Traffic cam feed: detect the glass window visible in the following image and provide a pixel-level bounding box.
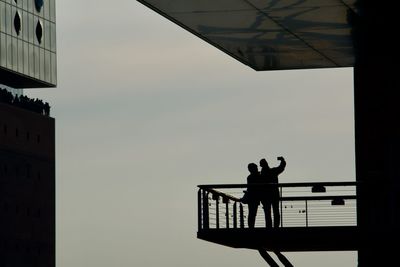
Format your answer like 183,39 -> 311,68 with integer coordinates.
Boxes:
50,22 -> 56,52
17,39 -> 23,73
44,50 -> 50,82
5,3 -> 11,34
51,51 -> 56,84
28,13 -> 33,43
29,43 -> 34,76
44,0 -> 49,20
39,47 -> 44,80
34,45 -> 39,78
10,5 -> 16,36
6,34 -> 11,67
27,0 -> 32,13
0,33 -> 6,67
22,10 -> 27,41
50,0 -> 55,22
12,36 -> 17,70
23,41 -> 28,74
0,1 -> 5,32
44,19 -> 49,49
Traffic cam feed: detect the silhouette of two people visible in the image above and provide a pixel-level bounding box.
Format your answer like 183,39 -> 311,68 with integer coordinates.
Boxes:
246,157 -> 286,228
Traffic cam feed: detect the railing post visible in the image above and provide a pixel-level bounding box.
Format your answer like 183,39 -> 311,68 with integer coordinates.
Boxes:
225,198 -> 229,228
198,189 -> 202,230
233,202 -> 237,229
202,190 -> 209,229
240,203 -> 244,228
280,185 -> 283,227
216,196 -> 220,229
305,199 -> 308,227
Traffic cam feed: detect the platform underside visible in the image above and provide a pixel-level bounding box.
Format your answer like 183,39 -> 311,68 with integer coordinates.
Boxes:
198,226 -> 359,251
137,0 -> 357,71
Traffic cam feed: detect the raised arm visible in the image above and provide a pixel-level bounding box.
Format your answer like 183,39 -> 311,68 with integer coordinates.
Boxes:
275,157 -> 286,175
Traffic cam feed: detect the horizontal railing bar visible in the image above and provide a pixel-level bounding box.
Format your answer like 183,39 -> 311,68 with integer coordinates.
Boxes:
198,181 -> 357,189
281,195 -> 356,201
206,191 -> 356,202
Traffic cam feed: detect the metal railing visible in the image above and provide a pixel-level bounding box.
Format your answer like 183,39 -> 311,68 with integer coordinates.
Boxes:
198,182 -> 357,230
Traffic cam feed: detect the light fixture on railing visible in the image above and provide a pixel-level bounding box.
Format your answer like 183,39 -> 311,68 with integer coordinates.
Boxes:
331,197 -> 345,206
312,185 -> 326,193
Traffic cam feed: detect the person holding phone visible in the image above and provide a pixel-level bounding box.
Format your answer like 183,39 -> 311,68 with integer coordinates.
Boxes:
259,157 -> 286,228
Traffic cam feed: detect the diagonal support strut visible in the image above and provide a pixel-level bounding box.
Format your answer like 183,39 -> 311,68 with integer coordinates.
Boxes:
258,249 -> 294,267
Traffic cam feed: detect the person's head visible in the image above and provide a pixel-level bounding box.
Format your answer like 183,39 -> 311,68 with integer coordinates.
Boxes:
247,163 -> 258,174
260,158 -> 269,168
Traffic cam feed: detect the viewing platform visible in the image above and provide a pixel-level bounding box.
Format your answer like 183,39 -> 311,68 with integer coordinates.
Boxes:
198,182 -> 359,252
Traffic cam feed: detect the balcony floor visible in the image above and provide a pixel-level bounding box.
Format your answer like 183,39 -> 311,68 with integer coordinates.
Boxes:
198,226 -> 359,251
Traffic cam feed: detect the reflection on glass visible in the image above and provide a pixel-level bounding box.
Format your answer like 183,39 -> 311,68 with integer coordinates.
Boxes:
23,41 -> 28,74
28,14 -> 33,43
34,45 -> 39,78
0,2 -> 5,33
12,37 -> 17,71
44,20 -> 49,49
29,44 -> 34,76
17,39 -> 23,73
5,3 -> 11,34
51,52 -> 56,84
22,11 -> 28,41
0,33 -> 6,67
44,50 -> 50,82
50,22 -> 56,52
39,47 -> 44,80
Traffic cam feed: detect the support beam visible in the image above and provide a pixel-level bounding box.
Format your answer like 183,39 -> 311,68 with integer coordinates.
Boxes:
258,249 -> 279,267
258,250 -> 294,267
274,251 -> 294,267
353,1 -> 400,266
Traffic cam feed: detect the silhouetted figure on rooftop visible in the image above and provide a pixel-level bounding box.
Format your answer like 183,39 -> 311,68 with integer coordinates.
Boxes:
0,87 -> 50,116
44,102 -> 50,116
260,157 -> 286,228
246,163 -> 262,228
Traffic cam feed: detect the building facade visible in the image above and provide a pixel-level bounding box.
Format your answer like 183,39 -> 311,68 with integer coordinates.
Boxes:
0,0 -> 56,266
0,102 -> 55,266
0,0 -> 56,88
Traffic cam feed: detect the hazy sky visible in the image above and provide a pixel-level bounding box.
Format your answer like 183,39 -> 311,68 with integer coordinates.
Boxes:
27,1 -> 356,266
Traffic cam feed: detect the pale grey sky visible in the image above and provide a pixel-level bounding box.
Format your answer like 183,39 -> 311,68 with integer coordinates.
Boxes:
28,1 -> 356,266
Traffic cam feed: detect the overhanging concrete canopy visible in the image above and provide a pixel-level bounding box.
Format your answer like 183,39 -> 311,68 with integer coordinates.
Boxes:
137,0 -> 358,71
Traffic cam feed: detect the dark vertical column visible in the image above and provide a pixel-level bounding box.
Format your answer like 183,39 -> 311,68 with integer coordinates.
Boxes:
0,104 -> 55,267
353,1 -> 400,265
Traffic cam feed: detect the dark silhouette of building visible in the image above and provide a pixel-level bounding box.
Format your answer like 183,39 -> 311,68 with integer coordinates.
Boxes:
137,0 -> 399,266
1,1 -> 57,266
0,102 -> 55,266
